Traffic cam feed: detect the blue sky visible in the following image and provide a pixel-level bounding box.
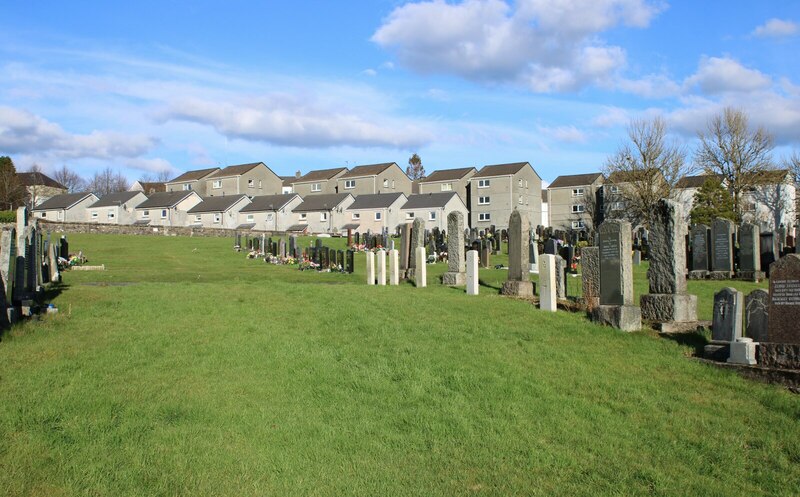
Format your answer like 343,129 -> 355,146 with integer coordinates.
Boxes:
1,0 -> 799,185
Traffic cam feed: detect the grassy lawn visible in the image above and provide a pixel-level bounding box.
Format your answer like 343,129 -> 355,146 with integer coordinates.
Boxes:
0,233 -> 796,496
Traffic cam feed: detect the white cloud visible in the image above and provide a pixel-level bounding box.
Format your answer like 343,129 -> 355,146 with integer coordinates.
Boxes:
752,18 -> 799,38
616,74 -> 681,98
683,56 -> 771,94
538,125 -> 588,143
361,68 -> 377,77
124,157 -> 177,175
372,0 -> 665,92
592,106 -> 630,127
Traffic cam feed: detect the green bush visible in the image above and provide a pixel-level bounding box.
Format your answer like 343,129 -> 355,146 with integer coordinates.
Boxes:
0,210 -> 16,223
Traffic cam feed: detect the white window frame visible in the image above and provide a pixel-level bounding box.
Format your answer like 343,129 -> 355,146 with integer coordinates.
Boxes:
391,180 -> 395,189
212,180 -> 222,189
311,183 -> 322,192
214,213 -> 221,223
405,212 -> 414,220
518,195 -> 523,205
161,209 -> 168,219
344,180 -> 355,189
91,211 -> 98,219
572,204 -> 585,213
142,210 -> 150,219
246,214 -> 254,222
572,188 -> 585,197
441,183 -> 453,192
518,179 -> 523,187
247,179 -> 254,188
383,179 -> 389,188
107,210 -> 115,220
195,214 -> 202,223
299,213 -> 307,221
478,212 -> 491,222
375,211 -> 382,221
429,211 -> 436,221
352,212 -> 361,220
609,185 -> 619,194
258,180 -> 262,189
572,220 -> 585,229
478,196 -> 490,205
612,202 -> 624,211
478,179 -> 490,188
182,184 -> 192,191
320,212 -> 328,222
266,213 -> 274,221
57,211 -> 64,221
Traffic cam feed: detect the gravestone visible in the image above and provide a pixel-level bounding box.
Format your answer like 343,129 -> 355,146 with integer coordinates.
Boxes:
366,251 -> 375,285
500,211 -> 533,297
544,238 -> 557,255
399,223 -> 412,278
728,337 -> 757,365
759,232 -> 777,278
0,229 -> 15,308
555,255 -> 566,299
347,228 -> 353,247
442,211 -> 466,286
640,199 -> 698,326
745,289 -> 769,342
767,254 -> 800,344
690,224 -> 711,276
406,218 -> 426,280
480,244 -> 491,269
415,247 -> 427,288
47,241 -> 59,283
377,249 -> 387,285
389,249 -> 400,285
539,254 -> 557,312
466,250 -> 479,295
16,206 -> 27,248
60,236 -> 69,259
711,288 -> 743,342
279,239 -> 286,258
592,220 -> 641,331
289,236 -> 297,258
737,223 -> 763,282
632,250 -> 641,266
581,246 -> 599,309
710,218 -> 734,278
529,231 -> 539,273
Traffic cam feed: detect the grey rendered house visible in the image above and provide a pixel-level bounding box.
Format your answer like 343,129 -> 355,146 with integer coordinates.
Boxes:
336,163 -> 412,196
344,192 -> 407,234
87,191 -> 148,225
187,194 -> 251,229
400,192 -> 469,231
417,167 -> 476,207
291,193 -> 355,234
32,192 -> 99,222
237,194 -> 303,232
291,167 -> 348,196
165,167 -> 220,196
205,162 -> 283,197
469,162 -> 543,229
547,172 -> 604,232
675,174 -> 724,225
134,191 -> 203,227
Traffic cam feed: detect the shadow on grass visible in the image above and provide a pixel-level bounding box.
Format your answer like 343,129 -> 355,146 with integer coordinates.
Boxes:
478,280 -> 501,291
660,331 -> 710,357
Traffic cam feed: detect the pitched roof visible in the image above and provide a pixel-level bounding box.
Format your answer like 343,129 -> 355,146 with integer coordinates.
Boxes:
401,192 -> 459,209
293,167 -> 348,183
744,169 -> 793,185
349,192 -> 406,209
548,172 -> 604,189
675,174 -> 724,189
168,167 -> 220,183
17,172 -> 66,190
293,193 -> 351,212
239,194 -> 299,212
340,163 -> 396,178
281,176 -> 295,187
136,191 -> 197,209
473,162 -> 529,178
208,162 -> 265,179
134,181 -> 166,193
88,191 -> 144,208
419,167 -> 477,183
607,168 -> 663,184
32,192 -> 95,211
188,194 -> 249,213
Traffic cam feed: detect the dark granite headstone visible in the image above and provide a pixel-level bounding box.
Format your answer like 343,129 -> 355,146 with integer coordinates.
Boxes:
599,220 -> 632,306
346,250 -> 355,273
711,218 -> 733,272
745,289 -> 769,342
767,254 -> 800,344
691,224 -> 710,271
544,238 -> 557,255
711,287 -> 743,342
581,246 -> 599,307
738,223 -> 760,271
760,232 -> 777,277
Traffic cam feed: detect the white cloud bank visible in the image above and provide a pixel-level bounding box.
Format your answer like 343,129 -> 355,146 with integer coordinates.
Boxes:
752,18 -> 798,38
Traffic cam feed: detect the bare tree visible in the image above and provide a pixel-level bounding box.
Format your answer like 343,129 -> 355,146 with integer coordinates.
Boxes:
604,116 -> 688,228
139,170 -> 172,183
88,167 -> 129,196
785,151 -> 800,226
745,170 -> 793,231
571,188 -> 603,241
694,107 -> 774,222
53,165 -> 88,193
0,156 -> 27,210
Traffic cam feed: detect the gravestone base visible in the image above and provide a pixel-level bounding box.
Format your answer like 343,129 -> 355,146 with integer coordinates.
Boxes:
640,293 -> 697,322
757,343 -> 800,370
704,342 -> 731,361
442,272 -> 466,286
583,296 -> 599,310
500,280 -> 534,298
592,305 -> 641,332
688,270 -> 708,280
707,270 -> 732,280
728,338 -> 757,365
736,270 -> 765,283
656,320 -> 711,333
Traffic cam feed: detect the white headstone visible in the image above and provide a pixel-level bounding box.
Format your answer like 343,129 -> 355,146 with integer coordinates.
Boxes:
466,250 -> 479,295
728,337 -> 757,365
366,251 -> 375,285
415,246 -> 427,288
389,249 -> 399,285
377,249 -> 386,286
540,254 -> 557,312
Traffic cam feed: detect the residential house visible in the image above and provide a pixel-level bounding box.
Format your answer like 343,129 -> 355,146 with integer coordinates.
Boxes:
418,167 -> 476,208
291,167 -> 348,196
237,194 -> 303,232
165,167 -> 220,196
187,194 -> 251,229
18,171 -> 67,207
134,191 -> 203,227
32,192 -> 99,222
344,192 -> 407,234
547,172 -> 604,233
675,174 -> 725,224
741,169 -> 797,233
336,163 -> 412,196
290,193 -> 354,234
87,191 -> 147,225
205,162 -> 282,197
129,181 -> 166,194
280,176 -> 296,194
469,162 -> 543,229
400,192 -> 469,232
603,169 -> 668,228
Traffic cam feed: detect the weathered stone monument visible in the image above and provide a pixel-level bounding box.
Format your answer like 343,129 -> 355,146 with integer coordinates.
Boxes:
640,199 -> 698,329
555,255 -> 566,299
466,250 -> 479,295
399,223 -> 411,278
539,254 -> 557,312
529,230 -> 539,273
389,249 -> 399,285
591,220 -> 641,331
442,212 -> 466,286
377,249 -> 386,286
767,254 -> 800,344
415,247 -> 427,288
581,246 -> 599,309
760,232 -> 777,277
366,251 -> 375,285
16,206 -> 27,248
710,218 -> 734,279
500,211 -> 533,297
745,289 -> 769,342
405,218 -> 425,280
704,287 -> 743,360
689,224 -> 710,279
737,223 -> 763,282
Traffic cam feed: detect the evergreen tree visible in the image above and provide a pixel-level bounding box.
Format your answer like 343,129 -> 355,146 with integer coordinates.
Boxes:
406,153 -> 425,180
0,156 -> 26,210
690,178 -> 736,226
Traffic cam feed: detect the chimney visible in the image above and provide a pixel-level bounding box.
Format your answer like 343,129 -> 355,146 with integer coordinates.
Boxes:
295,170 -> 301,178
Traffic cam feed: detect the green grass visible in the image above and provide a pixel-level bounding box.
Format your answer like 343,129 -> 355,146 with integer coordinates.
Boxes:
0,233 -> 796,497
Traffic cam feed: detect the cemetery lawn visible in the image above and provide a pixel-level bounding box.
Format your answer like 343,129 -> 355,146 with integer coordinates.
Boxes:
0,234 -> 797,497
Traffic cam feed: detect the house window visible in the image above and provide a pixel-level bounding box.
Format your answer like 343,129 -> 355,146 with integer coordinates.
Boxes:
479,196 -> 490,205
57,211 -> 64,221
352,212 -> 361,220
383,179 -> 389,188
266,213 -> 274,221
312,183 -> 321,192
518,195 -> 523,205
478,179 -> 490,188
300,213 -> 307,221
525,180 -> 529,188
572,205 -> 585,213
406,212 -> 414,220
41,212 -> 46,218
572,188 -> 585,197
518,179 -> 523,187
161,209 -> 168,219
246,214 -> 254,222
182,184 -> 192,191
609,186 -> 619,194
258,180 -> 262,189
214,213 -> 221,223
744,202 -> 757,212
195,215 -> 202,223
321,212 -> 328,221
143,210 -> 150,218
375,212 -> 382,221
248,179 -> 254,188
107,211 -> 115,219
345,180 -> 355,189
572,220 -> 585,229
478,212 -> 490,221
429,211 -> 436,221
391,180 -> 395,189
612,202 -> 624,211
91,211 -> 98,219
441,183 -> 453,192
212,180 -> 222,189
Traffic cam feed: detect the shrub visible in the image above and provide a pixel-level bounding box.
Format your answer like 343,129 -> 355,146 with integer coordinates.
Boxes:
0,210 -> 16,223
